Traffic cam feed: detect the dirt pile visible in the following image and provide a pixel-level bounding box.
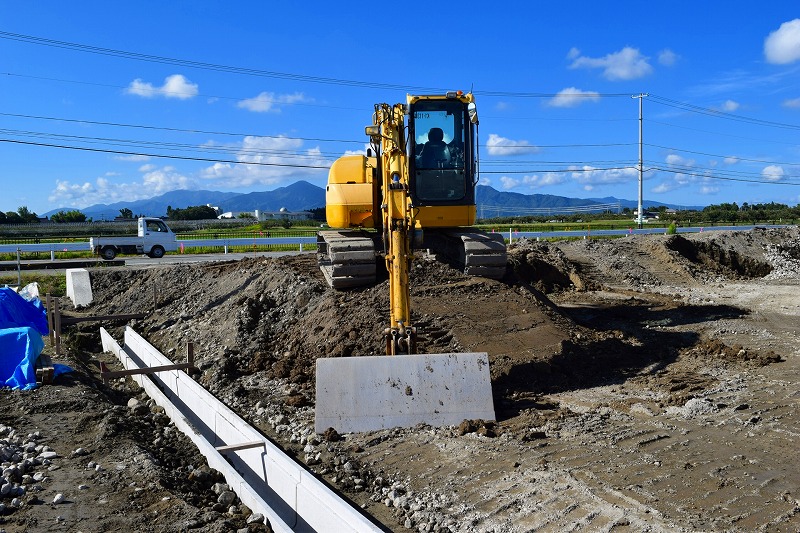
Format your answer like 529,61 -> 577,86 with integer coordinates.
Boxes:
2,226 -> 799,532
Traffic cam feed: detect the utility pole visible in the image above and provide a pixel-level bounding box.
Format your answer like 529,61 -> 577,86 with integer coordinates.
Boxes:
632,93 -> 648,229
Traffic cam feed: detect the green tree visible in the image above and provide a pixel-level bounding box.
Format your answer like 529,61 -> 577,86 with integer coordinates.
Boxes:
51,210 -> 87,223
168,205 -> 219,220
119,208 -> 134,219
16,206 -> 39,223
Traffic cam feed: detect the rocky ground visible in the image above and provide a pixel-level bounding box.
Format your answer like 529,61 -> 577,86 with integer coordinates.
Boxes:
1,227 -> 799,532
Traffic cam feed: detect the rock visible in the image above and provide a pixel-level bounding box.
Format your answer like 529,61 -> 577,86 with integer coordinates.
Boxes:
211,482 -> 229,495
53,493 -> 65,504
217,490 -> 237,506
246,512 -> 264,524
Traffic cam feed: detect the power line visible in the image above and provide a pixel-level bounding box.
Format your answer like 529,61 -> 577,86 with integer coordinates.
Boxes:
649,94 -> 800,131
1,32 -> 635,99
0,138 -> 333,169
2,72 -> 364,112
648,119 -> 800,147
646,143 -> 800,167
0,31 -> 443,93
0,111 -> 364,144
650,161 -> 800,181
648,166 -> 800,185
481,166 -> 636,174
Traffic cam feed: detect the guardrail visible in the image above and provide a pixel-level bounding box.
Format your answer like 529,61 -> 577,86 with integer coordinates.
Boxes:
0,236 -> 317,255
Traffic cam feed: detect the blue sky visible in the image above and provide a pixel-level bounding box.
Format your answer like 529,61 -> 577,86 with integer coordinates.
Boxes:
2,2 -> 800,215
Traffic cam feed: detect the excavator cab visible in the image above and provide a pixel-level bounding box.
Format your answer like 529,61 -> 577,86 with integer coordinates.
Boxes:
409,93 -> 477,208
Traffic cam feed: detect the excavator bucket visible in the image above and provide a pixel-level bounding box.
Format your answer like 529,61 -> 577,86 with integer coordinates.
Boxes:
315,352 -> 495,434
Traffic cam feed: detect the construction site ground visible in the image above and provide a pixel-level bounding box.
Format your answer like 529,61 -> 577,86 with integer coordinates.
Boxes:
2,227 -> 799,532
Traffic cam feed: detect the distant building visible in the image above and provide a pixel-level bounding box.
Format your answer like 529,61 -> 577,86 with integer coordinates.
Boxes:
634,209 -> 658,219
217,207 -> 312,221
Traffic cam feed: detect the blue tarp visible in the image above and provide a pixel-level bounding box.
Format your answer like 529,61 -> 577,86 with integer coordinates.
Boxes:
1,327 -> 44,390
0,287 -> 48,336
1,287 -> 72,390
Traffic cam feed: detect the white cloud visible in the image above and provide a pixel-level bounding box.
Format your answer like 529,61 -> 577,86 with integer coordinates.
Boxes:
658,49 -> 679,66
500,176 -> 520,189
48,166 -> 194,208
237,92 -> 306,113
783,97 -> 800,108
485,133 -> 538,156
343,144 -> 371,157
498,173 -> 566,191
200,135 -> 329,187
762,165 -> 785,181
125,74 -> 199,99
699,185 -> 719,195
566,47 -> 581,60
665,153 -> 695,168
656,154 -> 700,193
652,182 -> 675,194
764,19 -> 800,64
570,165 -> 638,189
569,46 -> 653,80
721,99 -> 740,112
114,154 -> 151,162
724,156 -> 740,165
652,171 -> 693,194
546,87 -> 601,108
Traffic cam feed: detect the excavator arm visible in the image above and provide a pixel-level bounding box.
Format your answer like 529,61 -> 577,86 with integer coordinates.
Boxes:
369,102 -> 417,355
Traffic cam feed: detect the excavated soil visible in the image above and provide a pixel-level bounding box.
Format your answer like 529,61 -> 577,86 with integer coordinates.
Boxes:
2,226 -> 800,532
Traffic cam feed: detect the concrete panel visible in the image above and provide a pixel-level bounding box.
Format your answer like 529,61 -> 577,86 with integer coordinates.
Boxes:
65,268 -> 92,307
315,352 -> 496,434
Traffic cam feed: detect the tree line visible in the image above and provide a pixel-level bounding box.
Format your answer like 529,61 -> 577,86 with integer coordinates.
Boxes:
10,202 -> 797,227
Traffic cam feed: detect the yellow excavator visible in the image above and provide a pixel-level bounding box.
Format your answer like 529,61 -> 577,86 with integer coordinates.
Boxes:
314,91 -> 499,434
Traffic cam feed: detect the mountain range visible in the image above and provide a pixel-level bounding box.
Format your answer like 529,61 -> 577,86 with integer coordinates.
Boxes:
44,180 -> 703,220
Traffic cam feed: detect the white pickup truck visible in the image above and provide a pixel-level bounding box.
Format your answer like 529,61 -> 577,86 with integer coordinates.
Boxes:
90,217 -> 178,260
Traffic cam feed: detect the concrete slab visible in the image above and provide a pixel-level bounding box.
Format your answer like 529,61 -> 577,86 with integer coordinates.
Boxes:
65,268 -> 93,308
315,352 -> 496,434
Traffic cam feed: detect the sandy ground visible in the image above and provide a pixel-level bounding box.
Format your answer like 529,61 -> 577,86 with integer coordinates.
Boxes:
1,227 -> 799,532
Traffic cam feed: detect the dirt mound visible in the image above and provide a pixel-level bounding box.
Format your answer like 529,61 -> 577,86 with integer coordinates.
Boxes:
6,225 -> 798,532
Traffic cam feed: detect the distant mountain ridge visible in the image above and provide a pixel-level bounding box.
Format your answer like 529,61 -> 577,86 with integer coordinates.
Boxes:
44,181 -> 326,220
43,181 -> 704,220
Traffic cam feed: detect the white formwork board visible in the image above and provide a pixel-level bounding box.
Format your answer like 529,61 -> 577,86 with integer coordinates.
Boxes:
101,327 -> 381,533
315,352 -> 496,434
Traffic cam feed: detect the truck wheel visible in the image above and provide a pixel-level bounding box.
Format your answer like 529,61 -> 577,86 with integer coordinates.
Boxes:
149,246 -> 165,259
101,246 -> 117,260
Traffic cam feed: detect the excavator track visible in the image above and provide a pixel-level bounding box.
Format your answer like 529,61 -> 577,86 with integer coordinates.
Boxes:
316,231 -> 377,289
424,230 -> 508,280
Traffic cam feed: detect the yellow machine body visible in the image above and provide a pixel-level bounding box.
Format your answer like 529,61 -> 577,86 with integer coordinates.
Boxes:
314,91 -> 499,433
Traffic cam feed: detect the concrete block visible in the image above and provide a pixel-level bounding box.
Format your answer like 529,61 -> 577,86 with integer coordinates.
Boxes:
315,352 -> 496,434
65,269 -> 92,307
